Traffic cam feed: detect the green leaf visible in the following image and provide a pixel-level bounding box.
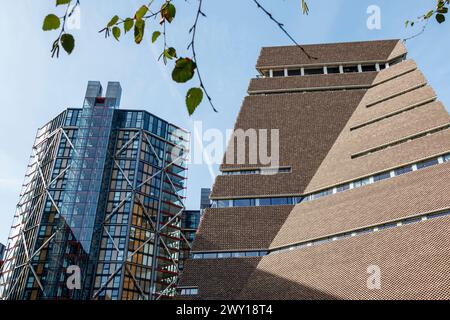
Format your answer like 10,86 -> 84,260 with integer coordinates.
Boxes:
112,26 -> 121,41
301,0 -> 309,15
123,18 -> 134,33
42,14 -> 61,31
107,15 -> 119,28
164,47 -> 177,59
134,19 -> 145,44
436,13 -> 446,23
425,10 -> 434,19
135,5 -> 148,20
172,58 -> 197,83
161,3 -> 176,23
60,33 -> 75,54
152,31 -> 161,43
186,88 -> 203,115
56,0 -> 71,5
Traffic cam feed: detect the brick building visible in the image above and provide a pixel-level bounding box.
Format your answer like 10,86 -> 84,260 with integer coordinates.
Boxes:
178,40 -> 450,300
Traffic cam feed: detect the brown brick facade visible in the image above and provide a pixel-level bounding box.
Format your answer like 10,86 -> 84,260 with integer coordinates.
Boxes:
179,40 -> 450,300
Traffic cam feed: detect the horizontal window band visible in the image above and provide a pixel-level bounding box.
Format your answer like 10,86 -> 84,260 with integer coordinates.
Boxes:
256,54 -> 406,71
250,63 -> 412,95
211,153 -> 450,208
350,96 -> 437,131
366,83 -> 427,108
248,85 -> 371,95
221,167 -> 292,176
351,124 -> 450,159
270,208 -> 450,255
191,208 -> 450,260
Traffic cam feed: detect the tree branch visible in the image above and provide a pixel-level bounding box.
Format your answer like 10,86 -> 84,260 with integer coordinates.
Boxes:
188,0 -> 218,112
251,0 -> 316,60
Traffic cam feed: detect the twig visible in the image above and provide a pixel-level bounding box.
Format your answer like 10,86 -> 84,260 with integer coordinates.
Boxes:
188,0 -> 218,112
52,0 -> 80,58
403,21 -> 429,42
251,0 -> 316,60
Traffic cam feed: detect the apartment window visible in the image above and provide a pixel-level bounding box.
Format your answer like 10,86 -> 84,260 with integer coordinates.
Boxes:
327,66 -> 340,74
395,165 -> 413,176
417,158 -> 439,169
362,65 -> 377,72
180,288 -> 199,296
374,172 -> 391,182
444,154 -> 450,162
379,63 -> 386,70
304,68 -> 324,75
272,70 -> 284,77
287,69 -> 301,76
343,66 -> 359,73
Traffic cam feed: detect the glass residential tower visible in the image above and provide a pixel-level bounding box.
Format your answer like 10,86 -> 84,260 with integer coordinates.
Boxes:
0,81 -> 190,300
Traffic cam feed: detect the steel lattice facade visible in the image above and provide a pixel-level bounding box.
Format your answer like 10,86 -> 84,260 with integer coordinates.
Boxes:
0,81 -> 190,300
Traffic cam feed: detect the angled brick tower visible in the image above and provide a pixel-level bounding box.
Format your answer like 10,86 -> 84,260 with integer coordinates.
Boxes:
178,40 -> 450,300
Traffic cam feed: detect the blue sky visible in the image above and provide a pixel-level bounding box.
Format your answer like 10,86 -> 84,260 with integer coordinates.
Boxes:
0,0 -> 449,244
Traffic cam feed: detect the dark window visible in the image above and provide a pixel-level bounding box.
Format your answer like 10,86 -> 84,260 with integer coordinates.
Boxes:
354,178 -> 370,188
327,67 -> 340,74
259,198 -> 272,206
337,184 -> 350,192
272,70 -> 284,77
287,69 -> 301,76
233,199 -> 253,207
217,252 -> 232,258
379,63 -> 386,70
293,197 -> 304,204
417,159 -> 439,169
304,68 -> 324,75
403,217 -> 421,225
278,167 -> 292,173
394,165 -> 413,176
313,189 -> 332,199
362,65 -> 377,72
271,197 -> 290,205
203,253 -> 217,259
389,57 -> 403,66
217,200 -> 230,208
343,66 -> 359,73
444,154 -> 450,163
245,252 -> 259,257
374,172 -> 391,182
